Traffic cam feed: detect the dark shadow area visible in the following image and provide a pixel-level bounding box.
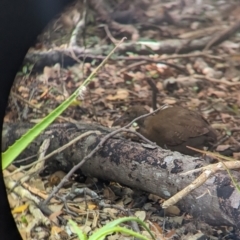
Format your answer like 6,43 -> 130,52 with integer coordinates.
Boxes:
0,0 -> 74,238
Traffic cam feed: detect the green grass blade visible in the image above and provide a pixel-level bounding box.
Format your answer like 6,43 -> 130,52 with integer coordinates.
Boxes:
68,219 -> 87,240
89,226 -> 150,240
2,88 -> 80,169
90,217 -> 155,240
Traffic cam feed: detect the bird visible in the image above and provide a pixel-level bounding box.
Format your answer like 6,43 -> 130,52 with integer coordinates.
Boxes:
112,105 -> 217,156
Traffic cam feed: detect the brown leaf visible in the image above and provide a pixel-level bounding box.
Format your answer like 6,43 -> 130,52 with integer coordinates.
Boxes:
216,145 -> 231,152
106,89 -> 129,101
163,98 -> 176,105
233,152 -> 240,160
208,88 -> 226,98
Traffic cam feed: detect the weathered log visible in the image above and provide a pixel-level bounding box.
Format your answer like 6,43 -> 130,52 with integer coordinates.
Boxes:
25,37 -> 212,71
2,122 -> 240,227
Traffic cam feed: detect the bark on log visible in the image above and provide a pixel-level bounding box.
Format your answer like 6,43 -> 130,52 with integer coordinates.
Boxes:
2,122 -> 240,227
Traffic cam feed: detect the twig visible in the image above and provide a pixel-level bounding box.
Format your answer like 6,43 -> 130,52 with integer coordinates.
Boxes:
69,2 -> 87,47
212,134 -> 230,148
117,60 -> 147,74
204,19 -> 240,51
99,202 -> 127,213
146,78 -> 159,110
162,169 -> 213,208
116,56 -> 188,75
181,158 -> 240,176
159,52 -> 224,61
101,24 -> 119,44
194,74 -> 240,86
163,146 -> 240,208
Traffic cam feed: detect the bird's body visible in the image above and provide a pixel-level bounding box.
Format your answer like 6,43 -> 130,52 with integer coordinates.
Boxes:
113,106 -> 217,156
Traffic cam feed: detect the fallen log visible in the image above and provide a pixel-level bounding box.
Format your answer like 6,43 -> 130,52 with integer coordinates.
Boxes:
2,122 -> 240,227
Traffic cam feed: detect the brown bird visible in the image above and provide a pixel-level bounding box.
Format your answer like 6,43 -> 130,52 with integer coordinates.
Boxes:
112,106 -> 217,156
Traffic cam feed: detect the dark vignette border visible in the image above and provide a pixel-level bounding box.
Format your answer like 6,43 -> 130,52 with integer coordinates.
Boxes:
0,0 -> 73,238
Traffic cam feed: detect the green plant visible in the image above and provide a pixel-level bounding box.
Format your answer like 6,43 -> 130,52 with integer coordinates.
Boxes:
69,217 -> 155,240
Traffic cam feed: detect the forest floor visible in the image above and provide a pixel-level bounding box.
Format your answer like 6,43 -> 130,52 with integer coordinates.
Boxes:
5,0 -> 240,239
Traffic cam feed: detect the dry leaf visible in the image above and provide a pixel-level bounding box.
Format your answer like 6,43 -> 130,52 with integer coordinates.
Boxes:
216,145 -> 231,152
165,205 -> 180,216
148,193 -> 162,202
106,89 -> 129,101
8,194 -> 18,209
18,86 -> 29,94
12,204 -> 29,214
88,202 -> 97,210
19,229 -> 28,240
49,210 -> 63,222
49,204 -> 64,214
163,98 -> 176,105
233,152 -> 240,160
208,88 -> 226,98
95,87 -> 105,95
51,226 -> 63,235
150,221 -> 163,234
135,210 -> 146,221
165,229 -> 177,239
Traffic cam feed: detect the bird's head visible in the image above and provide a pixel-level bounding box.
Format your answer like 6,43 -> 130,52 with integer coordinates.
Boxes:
112,106 -> 148,127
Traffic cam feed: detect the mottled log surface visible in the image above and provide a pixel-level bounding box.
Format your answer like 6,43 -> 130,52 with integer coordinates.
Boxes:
2,122 -> 240,227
